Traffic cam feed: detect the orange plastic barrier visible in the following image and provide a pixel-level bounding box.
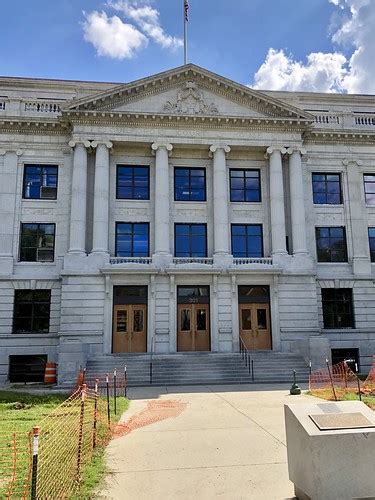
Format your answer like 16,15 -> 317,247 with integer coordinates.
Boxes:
43,362 -> 57,384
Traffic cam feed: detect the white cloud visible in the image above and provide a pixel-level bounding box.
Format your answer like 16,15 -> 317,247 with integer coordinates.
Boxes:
83,10 -> 148,59
253,49 -> 347,93
109,1 -> 183,49
252,0 -> 375,94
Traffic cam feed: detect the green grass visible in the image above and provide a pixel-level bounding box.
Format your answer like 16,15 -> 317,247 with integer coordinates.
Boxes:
308,388 -> 375,409
0,390 -> 129,499
0,390 -> 68,433
77,396 -> 129,499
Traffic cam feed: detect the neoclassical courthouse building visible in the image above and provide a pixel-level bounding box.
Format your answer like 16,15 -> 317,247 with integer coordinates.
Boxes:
1,64 -> 375,384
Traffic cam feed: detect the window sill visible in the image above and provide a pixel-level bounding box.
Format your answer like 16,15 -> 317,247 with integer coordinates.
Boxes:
3,333 -> 58,338
322,328 -> 358,333
313,204 -> 344,208
22,199 -> 58,204
174,201 -> 207,205
17,261 -> 56,265
115,199 -> 150,203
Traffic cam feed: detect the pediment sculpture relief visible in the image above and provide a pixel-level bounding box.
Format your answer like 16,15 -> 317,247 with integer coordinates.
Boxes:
163,81 -> 219,115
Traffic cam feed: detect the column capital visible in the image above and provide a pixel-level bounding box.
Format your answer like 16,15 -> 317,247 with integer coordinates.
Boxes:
151,142 -> 173,155
209,144 -> 231,156
68,139 -> 92,149
0,148 -> 23,156
266,146 -> 287,157
91,140 -> 113,150
286,146 -> 307,156
342,158 -> 363,167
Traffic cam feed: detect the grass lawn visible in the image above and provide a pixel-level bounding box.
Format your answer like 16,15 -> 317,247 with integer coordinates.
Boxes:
0,389 -> 129,499
309,388 -> 375,410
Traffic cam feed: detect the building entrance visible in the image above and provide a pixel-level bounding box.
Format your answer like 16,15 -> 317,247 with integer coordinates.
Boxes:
177,286 -> 210,351
239,286 -> 271,350
112,286 -> 147,353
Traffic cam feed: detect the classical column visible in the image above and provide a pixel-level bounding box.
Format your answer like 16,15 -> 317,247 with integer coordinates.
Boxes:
287,147 -> 308,255
68,140 -> 90,254
267,146 -> 287,255
344,159 -> 371,275
0,148 -> 22,274
151,142 -> 173,256
91,141 -> 113,254
210,144 -> 231,256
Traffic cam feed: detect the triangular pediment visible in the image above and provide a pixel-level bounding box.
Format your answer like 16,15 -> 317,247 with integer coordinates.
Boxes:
62,64 -> 312,122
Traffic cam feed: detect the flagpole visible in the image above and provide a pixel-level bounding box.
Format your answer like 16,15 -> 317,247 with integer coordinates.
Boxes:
184,0 -> 188,64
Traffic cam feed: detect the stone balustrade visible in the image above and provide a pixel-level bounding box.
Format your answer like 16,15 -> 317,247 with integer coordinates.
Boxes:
232,257 -> 273,266
173,257 -> 214,265
109,257 -> 152,265
24,101 -> 62,113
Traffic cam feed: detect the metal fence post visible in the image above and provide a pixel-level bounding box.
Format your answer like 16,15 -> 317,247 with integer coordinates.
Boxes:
93,378 -> 99,449
124,365 -> 127,398
113,369 -> 117,415
76,384 -> 86,483
106,373 -> 111,428
31,426 -> 40,500
326,358 -> 337,401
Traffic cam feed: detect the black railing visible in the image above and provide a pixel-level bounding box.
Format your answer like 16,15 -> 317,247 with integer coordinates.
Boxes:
239,336 -> 254,381
150,336 -> 155,385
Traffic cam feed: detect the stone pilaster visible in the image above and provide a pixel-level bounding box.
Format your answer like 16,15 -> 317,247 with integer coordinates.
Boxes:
152,142 -> 173,268
0,148 -> 23,275
210,144 -> 232,266
91,141 -> 113,254
67,140 -> 90,254
287,147 -> 308,255
344,158 -> 371,275
267,146 -> 287,256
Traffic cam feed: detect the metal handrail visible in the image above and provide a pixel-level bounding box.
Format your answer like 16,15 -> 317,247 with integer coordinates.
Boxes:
239,335 -> 254,381
150,336 -> 155,385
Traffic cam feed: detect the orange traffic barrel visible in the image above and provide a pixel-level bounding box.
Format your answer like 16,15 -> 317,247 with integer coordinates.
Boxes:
44,362 -> 57,384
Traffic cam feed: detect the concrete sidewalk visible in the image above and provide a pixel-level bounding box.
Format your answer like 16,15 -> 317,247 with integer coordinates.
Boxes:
98,384 -> 318,500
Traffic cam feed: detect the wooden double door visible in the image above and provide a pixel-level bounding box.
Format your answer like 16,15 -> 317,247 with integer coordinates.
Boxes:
239,303 -> 271,350
177,303 -> 210,351
112,304 -> 147,353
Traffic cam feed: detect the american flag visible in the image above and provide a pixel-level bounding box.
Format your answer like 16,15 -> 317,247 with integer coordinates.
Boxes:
184,0 -> 189,22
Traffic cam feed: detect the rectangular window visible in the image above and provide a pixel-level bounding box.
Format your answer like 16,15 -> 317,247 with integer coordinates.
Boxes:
175,224 -> 207,257
231,224 -> 263,258
116,165 -> 150,200
369,227 -> 375,262
13,290 -> 51,334
19,223 -> 55,262
229,169 -> 261,202
364,174 -> 375,205
312,173 -> 342,204
315,226 -> 347,262
174,167 -> 206,201
321,288 -> 354,329
115,223 -> 149,257
23,164 -> 58,199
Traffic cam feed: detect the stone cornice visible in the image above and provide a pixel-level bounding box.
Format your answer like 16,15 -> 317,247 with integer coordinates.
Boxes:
0,117 -> 69,136
304,130 -> 375,145
61,110 -> 310,133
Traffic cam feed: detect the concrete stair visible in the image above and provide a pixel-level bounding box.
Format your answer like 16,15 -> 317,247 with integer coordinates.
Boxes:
86,352 -> 309,386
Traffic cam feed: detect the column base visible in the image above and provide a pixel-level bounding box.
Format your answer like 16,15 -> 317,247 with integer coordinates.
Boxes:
0,255 -> 14,275
152,253 -> 173,270
64,252 -> 108,272
213,253 -> 233,268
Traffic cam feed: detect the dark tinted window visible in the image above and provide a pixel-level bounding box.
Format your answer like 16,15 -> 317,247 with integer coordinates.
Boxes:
230,169 -> 261,202
117,166 -> 149,200
23,165 -> 58,199
20,223 -> 55,262
322,289 -> 354,329
316,227 -> 347,262
13,290 -> 51,333
364,174 -> 375,205
115,223 -> 149,257
369,227 -> 375,262
175,167 -> 206,201
312,173 -> 342,204
175,224 -> 207,257
231,224 -> 263,258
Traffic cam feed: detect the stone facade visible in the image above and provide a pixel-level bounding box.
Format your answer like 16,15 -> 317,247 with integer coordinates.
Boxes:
0,64 -> 374,384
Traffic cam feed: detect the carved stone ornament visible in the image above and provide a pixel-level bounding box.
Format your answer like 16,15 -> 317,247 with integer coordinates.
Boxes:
163,81 -> 219,115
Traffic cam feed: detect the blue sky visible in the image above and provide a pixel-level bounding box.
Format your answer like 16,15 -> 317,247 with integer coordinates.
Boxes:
0,1 -> 374,93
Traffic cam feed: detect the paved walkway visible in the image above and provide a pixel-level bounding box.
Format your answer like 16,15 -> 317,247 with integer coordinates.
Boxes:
99,384 -> 318,500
